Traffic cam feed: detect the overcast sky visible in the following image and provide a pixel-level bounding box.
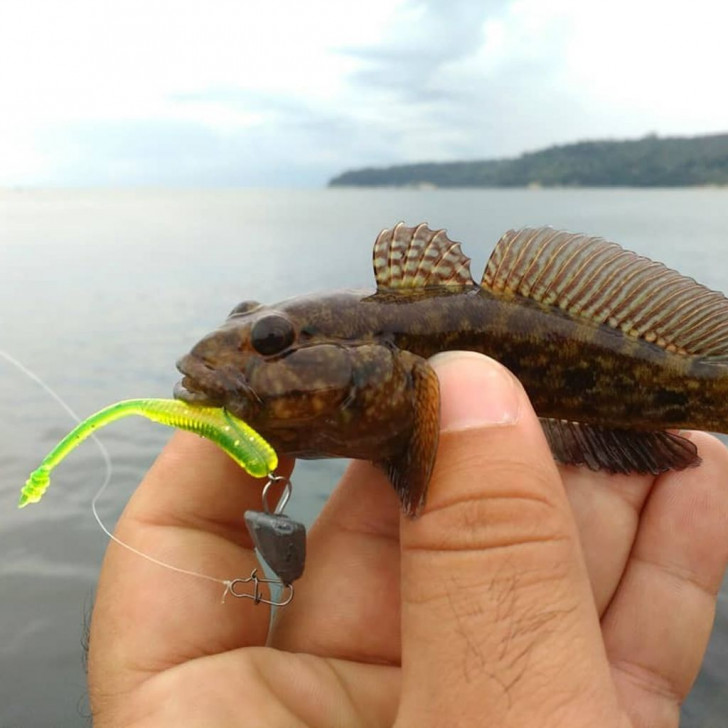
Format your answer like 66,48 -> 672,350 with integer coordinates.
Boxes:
2,0 -> 728,187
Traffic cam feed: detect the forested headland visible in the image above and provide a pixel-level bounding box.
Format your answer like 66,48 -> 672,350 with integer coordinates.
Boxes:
329,133 -> 728,188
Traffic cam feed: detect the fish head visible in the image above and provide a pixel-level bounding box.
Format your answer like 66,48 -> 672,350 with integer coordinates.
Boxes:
175,292 -> 442,515
174,299 -> 359,431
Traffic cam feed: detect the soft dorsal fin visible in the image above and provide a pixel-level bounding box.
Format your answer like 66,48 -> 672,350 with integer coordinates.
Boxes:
482,227 -> 728,357
373,222 -> 474,291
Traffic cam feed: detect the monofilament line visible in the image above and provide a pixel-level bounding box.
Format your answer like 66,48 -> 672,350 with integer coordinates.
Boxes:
1,350 -> 236,599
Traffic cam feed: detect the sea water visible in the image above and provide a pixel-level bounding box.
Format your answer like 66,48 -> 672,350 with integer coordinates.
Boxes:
1,187 -> 727,726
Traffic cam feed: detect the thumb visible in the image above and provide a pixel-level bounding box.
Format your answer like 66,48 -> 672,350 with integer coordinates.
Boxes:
397,352 -> 621,727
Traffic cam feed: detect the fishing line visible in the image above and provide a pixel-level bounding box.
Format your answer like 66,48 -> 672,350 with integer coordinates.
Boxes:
0,349 -> 262,601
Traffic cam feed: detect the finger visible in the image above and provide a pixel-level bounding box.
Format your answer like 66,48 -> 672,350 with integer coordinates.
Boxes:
89,432 -> 293,702
123,431 -> 291,544
271,459 -> 403,665
562,465 -> 656,613
396,352 -> 623,726
603,432 -> 728,727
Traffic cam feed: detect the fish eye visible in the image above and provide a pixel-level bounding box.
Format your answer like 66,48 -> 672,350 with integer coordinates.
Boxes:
229,300 -> 262,317
250,315 -> 295,356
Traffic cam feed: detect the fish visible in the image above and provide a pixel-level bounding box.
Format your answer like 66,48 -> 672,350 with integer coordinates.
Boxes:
174,223 -> 728,515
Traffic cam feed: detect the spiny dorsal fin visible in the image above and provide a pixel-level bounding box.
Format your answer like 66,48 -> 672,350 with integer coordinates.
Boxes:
482,227 -> 728,357
540,419 -> 700,475
374,222 -> 474,291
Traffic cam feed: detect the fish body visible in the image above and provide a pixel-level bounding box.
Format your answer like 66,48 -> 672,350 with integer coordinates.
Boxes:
176,224 -> 728,513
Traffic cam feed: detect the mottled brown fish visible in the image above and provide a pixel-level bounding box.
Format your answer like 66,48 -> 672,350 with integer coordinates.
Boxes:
175,223 -> 728,514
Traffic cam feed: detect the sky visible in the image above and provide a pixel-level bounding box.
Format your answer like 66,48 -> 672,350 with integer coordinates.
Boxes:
2,0 -> 728,187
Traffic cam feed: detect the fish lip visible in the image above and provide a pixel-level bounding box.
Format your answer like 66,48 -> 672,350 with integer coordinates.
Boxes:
173,377 -> 222,406
174,355 -> 226,407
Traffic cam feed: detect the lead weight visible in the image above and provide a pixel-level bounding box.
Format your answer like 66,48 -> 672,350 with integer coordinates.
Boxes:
244,510 -> 306,585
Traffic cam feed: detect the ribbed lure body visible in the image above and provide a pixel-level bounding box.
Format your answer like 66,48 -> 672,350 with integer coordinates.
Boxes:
19,398 -> 277,507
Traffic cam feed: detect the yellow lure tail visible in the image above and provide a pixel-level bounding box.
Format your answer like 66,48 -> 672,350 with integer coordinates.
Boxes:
19,398 -> 278,508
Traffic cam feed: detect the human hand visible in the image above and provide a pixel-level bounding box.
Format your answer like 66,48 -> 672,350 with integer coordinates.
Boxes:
88,352 -> 728,727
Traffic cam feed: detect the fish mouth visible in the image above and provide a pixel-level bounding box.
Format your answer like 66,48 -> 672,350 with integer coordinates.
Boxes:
174,353 -> 260,415
173,375 -> 222,406
174,354 -> 227,408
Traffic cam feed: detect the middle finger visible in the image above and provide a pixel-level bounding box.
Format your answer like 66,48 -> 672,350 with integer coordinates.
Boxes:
563,466 -> 657,613
271,461 -> 403,664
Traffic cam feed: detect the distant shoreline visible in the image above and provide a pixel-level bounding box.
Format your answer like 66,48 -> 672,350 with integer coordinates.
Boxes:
329,132 -> 728,189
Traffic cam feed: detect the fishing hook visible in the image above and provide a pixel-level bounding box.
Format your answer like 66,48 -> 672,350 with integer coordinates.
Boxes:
262,472 -> 292,515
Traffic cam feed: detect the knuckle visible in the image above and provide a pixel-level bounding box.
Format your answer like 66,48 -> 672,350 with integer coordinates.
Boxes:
412,456 -> 572,555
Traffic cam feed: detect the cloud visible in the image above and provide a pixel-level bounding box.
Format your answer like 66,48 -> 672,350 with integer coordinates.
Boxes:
0,0 -> 405,186
344,0 -> 509,97
2,0 -> 728,186
327,0 -> 728,171
31,97 -> 384,187
326,0 -> 572,163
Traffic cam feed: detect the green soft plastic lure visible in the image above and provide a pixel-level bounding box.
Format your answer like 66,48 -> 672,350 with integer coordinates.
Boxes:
19,398 -> 278,508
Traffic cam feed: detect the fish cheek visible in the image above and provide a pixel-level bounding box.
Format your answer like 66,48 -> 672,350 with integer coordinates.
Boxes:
346,345 -> 417,433
248,345 -> 354,421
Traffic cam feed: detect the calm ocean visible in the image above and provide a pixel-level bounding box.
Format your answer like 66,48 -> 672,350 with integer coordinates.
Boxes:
1,187 -> 727,726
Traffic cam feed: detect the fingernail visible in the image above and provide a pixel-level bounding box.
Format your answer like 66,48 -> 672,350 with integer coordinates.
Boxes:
430,352 -> 521,432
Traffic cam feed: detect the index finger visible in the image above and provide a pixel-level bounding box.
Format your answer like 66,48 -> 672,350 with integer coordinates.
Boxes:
88,431 -> 293,700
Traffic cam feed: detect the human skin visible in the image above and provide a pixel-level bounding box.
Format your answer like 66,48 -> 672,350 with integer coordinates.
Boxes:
88,352 -> 728,727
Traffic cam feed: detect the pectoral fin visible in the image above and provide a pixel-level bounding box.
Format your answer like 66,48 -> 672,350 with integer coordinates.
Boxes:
378,353 -> 440,516
540,418 -> 700,474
